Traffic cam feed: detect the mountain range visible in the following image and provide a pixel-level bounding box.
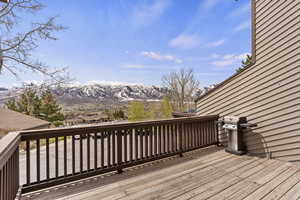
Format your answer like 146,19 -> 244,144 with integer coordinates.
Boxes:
0,82 -> 212,106
0,83 -> 169,105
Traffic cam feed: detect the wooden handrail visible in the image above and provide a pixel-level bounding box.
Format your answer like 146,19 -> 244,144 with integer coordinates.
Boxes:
0,132 -> 20,200
0,132 -> 20,169
20,115 -> 219,139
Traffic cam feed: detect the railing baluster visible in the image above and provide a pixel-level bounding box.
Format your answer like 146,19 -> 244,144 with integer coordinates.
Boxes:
140,128 -> 143,159
158,126 -> 161,155
198,122 -> 201,146
124,129 -> 128,162
206,121 -> 209,145
4,165 -> 7,200
94,132 -> 98,170
166,124 -> 170,153
172,124 -> 175,152
203,121 -> 207,146
26,140 -> 30,185
145,127 -> 148,158
46,137 -> 50,180
212,121 -> 216,143
101,132 -> 104,167
2,167 -> 5,200
209,121 -> 212,144
170,124 -> 173,152
182,123 -> 186,151
80,134 -> 83,173
149,126 -> 154,157
154,125 -> 158,156
190,122 -> 193,148
72,136 -> 75,175
192,122 -> 197,148
112,130 -> 116,165
117,130 -> 122,167
185,123 -> 188,149
169,124 -> 172,152
175,123 -> 178,152
64,136 -> 67,176
135,128 -> 138,160
36,138 -> 40,183
195,122 -> 198,147
216,121 -> 220,145
87,133 -> 90,171
55,136 -> 59,178
0,167 -> 2,200
201,121 -> 205,146
107,131 -> 111,167
163,125 -> 166,154
188,123 -> 191,148
129,129 -> 133,162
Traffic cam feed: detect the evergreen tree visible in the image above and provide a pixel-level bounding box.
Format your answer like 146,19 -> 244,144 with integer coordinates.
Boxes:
236,54 -> 253,72
161,96 -> 173,118
5,89 -> 64,127
5,99 -> 18,112
40,90 -> 65,126
128,101 -> 146,121
6,88 -> 41,117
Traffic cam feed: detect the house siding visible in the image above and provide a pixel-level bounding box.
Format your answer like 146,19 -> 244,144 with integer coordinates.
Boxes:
196,0 -> 300,163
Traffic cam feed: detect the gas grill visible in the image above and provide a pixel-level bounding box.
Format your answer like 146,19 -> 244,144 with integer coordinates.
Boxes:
220,116 -> 257,155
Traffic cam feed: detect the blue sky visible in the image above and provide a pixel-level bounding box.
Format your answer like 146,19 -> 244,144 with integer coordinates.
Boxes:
0,0 -> 252,88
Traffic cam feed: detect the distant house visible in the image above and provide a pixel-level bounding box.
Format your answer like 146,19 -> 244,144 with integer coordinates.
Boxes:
78,114 -> 110,124
0,108 -> 51,136
64,112 -> 110,126
172,112 -> 196,118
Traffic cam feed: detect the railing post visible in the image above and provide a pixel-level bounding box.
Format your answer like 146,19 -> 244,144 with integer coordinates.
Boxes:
117,130 -> 123,174
215,120 -> 221,146
179,122 -> 183,157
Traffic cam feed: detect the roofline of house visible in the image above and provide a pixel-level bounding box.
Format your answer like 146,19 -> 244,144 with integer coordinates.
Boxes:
195,0 -> 257,103
23,122 -> 52,130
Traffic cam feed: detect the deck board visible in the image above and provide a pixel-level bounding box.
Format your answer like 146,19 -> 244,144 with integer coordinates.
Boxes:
22,146 -> 300,200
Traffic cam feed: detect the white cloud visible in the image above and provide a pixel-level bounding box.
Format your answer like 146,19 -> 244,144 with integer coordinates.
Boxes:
169,34 -> 201,49
234,20 -> 251,32
141,51 -> 182,64
207,39 -> 225,48
132,0 -> 170,26
211,53 -> 249,67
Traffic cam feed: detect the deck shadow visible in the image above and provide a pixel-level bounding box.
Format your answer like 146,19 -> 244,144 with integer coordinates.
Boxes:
21,146 -> 223,200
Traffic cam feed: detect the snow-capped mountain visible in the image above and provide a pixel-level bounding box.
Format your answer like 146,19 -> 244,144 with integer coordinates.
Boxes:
0,83 -> 169,105
52,83 -> 169,103
0,82 -> 212,105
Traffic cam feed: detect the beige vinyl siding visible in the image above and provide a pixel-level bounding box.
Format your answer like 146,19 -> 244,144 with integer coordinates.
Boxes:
196,0 -> 300,163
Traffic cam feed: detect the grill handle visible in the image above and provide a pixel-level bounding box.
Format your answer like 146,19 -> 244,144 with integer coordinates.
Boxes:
239,123 -> 257,128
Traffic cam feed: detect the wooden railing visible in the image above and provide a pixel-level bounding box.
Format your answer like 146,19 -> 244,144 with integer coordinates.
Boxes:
0,132 -> 20,200
0,115 -> 219,198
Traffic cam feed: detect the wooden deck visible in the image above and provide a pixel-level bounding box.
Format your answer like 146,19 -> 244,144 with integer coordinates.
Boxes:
22,146 -> 300,200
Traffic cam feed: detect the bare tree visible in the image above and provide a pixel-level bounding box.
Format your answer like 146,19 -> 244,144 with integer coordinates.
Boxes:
162,68 -> 200,112
0,0 -> 68,83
